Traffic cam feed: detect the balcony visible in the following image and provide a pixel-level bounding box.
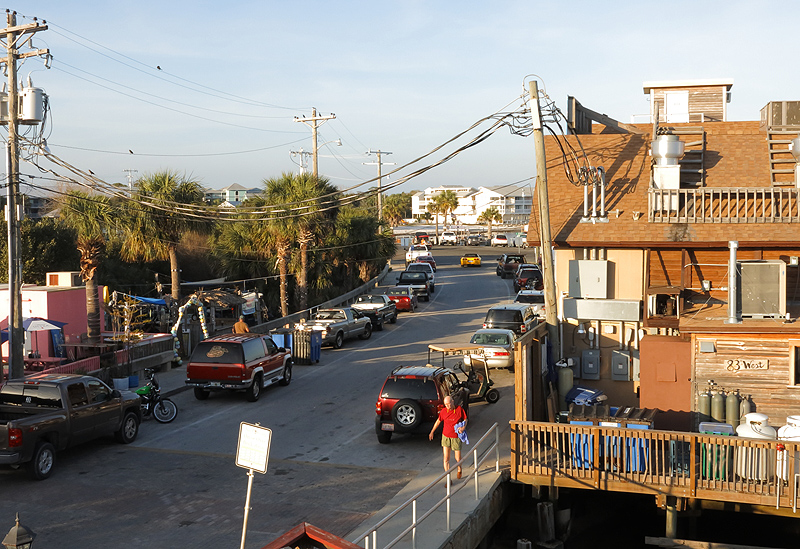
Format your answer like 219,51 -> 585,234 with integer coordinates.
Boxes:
648,187 -> 800,223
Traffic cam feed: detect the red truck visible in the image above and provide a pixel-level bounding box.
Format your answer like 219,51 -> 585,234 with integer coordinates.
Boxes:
186,334 -> 292,402
0,373 -> 142,479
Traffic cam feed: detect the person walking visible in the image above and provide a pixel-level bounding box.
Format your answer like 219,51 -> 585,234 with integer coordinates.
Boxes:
429,395 -> 467,478
232,315 -> 250,334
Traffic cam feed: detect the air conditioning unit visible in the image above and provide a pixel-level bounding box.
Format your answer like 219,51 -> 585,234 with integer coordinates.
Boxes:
46,271 -> 84,287
738,261 -> 786,318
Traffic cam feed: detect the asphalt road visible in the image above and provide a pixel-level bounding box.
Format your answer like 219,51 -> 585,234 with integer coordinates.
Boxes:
0,243 -> 528,548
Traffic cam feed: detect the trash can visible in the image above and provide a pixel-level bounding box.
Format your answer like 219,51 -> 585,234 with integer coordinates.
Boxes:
564,386 -> 606,406
699,421 -> 735,480
614,407 -> 657,472
293,329 -> 311,365
568,404 -> 611,469
309,330 -> 321,363
270,328 -> 293,352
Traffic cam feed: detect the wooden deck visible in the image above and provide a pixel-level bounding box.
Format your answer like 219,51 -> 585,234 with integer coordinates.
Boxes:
511,421 -> 800,510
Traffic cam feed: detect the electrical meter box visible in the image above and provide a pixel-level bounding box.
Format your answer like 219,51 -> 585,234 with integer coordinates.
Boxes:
581,349 -> 600,380
611,350 -> 630,381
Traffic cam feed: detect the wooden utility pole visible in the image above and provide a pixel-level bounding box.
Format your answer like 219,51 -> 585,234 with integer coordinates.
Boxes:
2,11 -> 48,380
364,149 -> 395,220
293,107 -> 335,178
528,80 -> 560,358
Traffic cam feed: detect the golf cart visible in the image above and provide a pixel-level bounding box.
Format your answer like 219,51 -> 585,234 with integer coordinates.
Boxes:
427,344 -> 500,405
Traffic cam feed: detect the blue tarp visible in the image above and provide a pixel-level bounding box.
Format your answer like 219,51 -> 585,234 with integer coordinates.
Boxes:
128,296 -> 167,306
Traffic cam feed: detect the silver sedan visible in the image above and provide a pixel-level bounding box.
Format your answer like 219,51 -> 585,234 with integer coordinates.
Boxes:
464,328 -> 516,370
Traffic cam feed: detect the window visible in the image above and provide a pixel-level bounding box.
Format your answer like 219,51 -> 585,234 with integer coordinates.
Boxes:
191,342 -> 245,364
67,383 -> 89,408
265,337 -> 278,355
790,340 -> 800,386
243,339 -> 266,362
381,378 -> 439,400
87,380 -> 110,403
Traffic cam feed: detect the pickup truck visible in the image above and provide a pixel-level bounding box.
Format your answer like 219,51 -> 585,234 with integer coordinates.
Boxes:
405,244 -> 430,266
352,295 -> 398,330
440,231 -> 458,245
305,308 -> 372,349
397,270 -> 432,302
186,333 -> 292,402
495,253 -> 527,279
0,373 -> 142,480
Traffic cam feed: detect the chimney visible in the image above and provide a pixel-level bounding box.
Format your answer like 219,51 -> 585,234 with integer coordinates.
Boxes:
651,134 -> 685,211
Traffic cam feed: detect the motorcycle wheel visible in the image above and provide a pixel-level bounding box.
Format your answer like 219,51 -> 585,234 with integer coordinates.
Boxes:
153,398 -> 178,423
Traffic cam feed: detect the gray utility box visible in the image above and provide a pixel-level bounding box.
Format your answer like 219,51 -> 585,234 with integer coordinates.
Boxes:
568,260 -> 608,299
611,350 -> 630,381
581,349 -> 600,380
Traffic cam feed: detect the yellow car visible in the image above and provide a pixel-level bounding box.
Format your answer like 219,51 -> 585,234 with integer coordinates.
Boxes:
460,253 -> 482,267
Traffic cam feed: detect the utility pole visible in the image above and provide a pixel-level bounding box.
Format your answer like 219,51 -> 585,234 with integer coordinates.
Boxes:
289,149 -> 312,175
528,80 -> 560,359
123,168 -> 138,190
364,150 -> 395,220
2,11 -> 49,380
293,107 -> 335,178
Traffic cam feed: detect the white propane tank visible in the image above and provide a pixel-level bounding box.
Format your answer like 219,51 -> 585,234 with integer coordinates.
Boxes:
556,361 -> 574,412
736,413 -> 777,482
777,415 -> 800,481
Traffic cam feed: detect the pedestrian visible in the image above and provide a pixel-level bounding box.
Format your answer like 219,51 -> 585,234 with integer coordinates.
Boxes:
232,315 -> 250,334
429,395 -> 467,479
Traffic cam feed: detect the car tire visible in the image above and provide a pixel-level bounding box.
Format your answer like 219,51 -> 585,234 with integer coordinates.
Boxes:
194,387 -> 210,400
486,388 -> 500,404
375,318 -> 384,331
377,431 -> 392,444
430,285 -> 435,293
246,374 -> 262,402
115,411 -> 140,444
392,399 -> 423,430
359,323 -> 373,340
279,359 -> 292,386
29,441 -> 55,480
333,332 -> 344,349
390,313 -> 397,324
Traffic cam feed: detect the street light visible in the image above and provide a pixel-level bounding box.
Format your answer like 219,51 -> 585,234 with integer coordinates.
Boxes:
2,514 -> 35,549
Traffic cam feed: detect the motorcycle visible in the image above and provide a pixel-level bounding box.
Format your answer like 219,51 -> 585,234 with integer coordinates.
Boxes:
135,368 -> 178,423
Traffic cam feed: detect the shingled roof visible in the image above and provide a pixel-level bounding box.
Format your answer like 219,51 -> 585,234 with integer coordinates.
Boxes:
528,120 -> 799,248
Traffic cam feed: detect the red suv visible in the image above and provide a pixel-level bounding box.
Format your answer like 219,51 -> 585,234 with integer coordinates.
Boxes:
375,365 -> 467,443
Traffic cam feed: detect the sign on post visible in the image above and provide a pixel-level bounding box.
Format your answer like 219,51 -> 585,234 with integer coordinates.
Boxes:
236,422 -> 272,474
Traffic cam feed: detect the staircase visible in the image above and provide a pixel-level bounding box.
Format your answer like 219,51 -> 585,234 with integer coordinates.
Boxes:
767,127 -> 799,186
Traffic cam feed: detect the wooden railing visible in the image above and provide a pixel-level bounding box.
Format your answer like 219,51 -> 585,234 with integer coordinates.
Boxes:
511,421 -> 800,509
648,187 -> 800,223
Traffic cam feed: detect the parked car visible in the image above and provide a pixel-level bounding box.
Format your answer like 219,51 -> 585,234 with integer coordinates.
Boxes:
414,254 -> 437,272
460,252 -> 482,267
514,289 -> 545,316
440,231 -> 458,245
406,262 -> 436,290
491,234 -> 508,247
496,253 -> 527,278
464,328 -> 516,370
467,234 -> 486,246
413,231 -> 432,247
374,365 -> 467,444
513,265 -> 543,292
352,294 -> 398,330
305,307 -> 372,348
0,374 -> 141,479
482,303 -> 539,336
405,244 -> 430,266
397,271 -> 433,302
187,333 -> 293,401
386,287 -> 418,312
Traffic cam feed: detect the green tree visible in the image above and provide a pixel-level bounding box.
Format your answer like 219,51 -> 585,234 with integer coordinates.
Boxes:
382,193 -> 412,226
438,190 -> 459,226
427,195 -> 447,245
477,206 -> 502,240
121,171 -> 205,301
0,218 -> 78,285
58,191 -> 115,343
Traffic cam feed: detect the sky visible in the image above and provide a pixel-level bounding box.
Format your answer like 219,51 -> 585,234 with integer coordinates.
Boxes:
6,1 -> 800,198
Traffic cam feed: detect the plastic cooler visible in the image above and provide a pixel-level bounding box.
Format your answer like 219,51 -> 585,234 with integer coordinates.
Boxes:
699,421 -> 735,480
614,407 -> 657,473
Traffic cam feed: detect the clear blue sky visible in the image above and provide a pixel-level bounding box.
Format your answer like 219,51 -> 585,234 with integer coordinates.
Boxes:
9,1 -> 799,196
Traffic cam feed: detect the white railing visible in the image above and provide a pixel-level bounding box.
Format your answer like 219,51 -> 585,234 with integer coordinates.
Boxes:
354,423 -> 501,549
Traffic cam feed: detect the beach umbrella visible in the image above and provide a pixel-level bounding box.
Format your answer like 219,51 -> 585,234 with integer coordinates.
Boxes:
22,317 -> 67,332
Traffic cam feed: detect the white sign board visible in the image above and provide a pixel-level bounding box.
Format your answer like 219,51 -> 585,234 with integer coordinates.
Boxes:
236,422 -> 272,474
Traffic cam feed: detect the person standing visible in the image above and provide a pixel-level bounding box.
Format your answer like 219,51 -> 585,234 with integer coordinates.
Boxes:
232,315 -> 250,334
429,395 -> 467,479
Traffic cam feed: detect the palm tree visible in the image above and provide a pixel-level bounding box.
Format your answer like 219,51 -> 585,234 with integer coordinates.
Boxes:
382,193 -> 411,226
120,171 -> 205,301
263,173 -> 339,312
438,190 -> 459,227
427,194 -> 447,245
477,206 -> 502,240
58,191 -> 115,343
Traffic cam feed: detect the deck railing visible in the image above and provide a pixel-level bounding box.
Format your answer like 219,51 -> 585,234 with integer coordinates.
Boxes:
648,187 -> 800,223
511,421 -> 800,509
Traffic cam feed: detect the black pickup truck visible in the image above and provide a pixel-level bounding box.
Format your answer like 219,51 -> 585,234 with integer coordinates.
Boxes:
0,373 -> 142,479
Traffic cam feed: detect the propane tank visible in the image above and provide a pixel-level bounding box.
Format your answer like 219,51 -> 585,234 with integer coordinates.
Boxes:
698,389 -> 711,422
711,390 -> 726,423
725,390 -> 741,429
557,361 -> 574,412
740,394 -> 753,418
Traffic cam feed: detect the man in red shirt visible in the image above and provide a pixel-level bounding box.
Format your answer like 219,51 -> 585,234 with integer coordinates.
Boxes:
429,395 -> 467,479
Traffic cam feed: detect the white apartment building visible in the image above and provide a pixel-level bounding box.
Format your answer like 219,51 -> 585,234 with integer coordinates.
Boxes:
410,184 -> 532,225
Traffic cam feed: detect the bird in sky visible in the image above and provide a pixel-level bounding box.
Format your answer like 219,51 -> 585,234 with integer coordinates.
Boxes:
157,66 -> 161,70
129,150 -> 134,154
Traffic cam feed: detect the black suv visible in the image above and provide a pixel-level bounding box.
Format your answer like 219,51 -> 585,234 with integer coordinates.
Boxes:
375,365 -> 467,444
483,303 -> 538,336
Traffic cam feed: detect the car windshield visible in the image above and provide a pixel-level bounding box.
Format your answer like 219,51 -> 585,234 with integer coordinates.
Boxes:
315,310 -> 345,320
0,383 -> 63,408
400,273 -> 426,281
464,254 -> 478,258
356,296 -> 382,304
190,342 -> 246,364
516,293 -> 545,304
471,333 -> 511,345
381,377 -> 439,400
386,289 -> 408,296
407,264 -> 431,272
506,255 -> 525,262
519,269 -> 541,279
486,310 -> 521,323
